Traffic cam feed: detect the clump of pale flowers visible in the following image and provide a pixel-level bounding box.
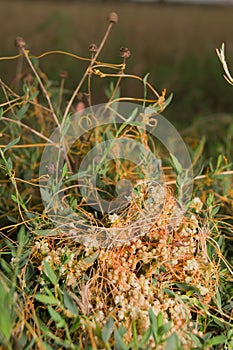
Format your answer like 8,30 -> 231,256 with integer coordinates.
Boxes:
33,192 -> 217,348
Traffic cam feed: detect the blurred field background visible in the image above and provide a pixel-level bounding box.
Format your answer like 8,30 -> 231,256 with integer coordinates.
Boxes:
1,0 -> 233,127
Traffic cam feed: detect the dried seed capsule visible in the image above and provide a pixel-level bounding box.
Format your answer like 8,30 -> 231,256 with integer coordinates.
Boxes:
60,71 -> 68,79
108,12 -> 118,24
120,47 -> 131,59
88,43 -> 98,53
24,73 -> 34,85
14,37 -> 26,50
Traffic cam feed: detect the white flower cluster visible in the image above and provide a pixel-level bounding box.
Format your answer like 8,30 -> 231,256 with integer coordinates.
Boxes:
33,192 -> 216,349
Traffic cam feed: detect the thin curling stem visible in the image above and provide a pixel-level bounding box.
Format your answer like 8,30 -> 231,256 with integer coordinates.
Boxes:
61,20 -> 115,127
22,48 -> 60,127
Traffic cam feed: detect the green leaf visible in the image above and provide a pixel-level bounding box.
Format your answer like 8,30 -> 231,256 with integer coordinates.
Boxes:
63,289 -> 79,316
42,342 -> 53,350
206,334 -> 227,346
148,308 -> 158,343
84,251 -> 99,264
114,329 -> 128,350
0,284 -> 12,341
7,157 -> 12,171
164,93 -> 173,109
160,321 -> 171,336
170,154 -> 183,175
102,316 -> 114,343
11,194 -> 18,203
16,104 -> 29,120
34,293 -> 59,305
4,136 -> 21,152
189,333 -> 203,347
29,91 -> 39,101
165,332 -> 181,350
211,205 -> 220,217
157,312 -> 163,329
215,290 -> 222,312
70,317 -> 81,333
48,306 -> 66,328
17,225 -> 28,245
62,163 -> 68,179
163,288 -> 176,297
34,229 -> 57,236
138,328 -> 151,347
40,188 -> 52,204
43,261 -> 58,285
213,317 -> 225,329
37,318 -> 70,347
1,259 -> 12,274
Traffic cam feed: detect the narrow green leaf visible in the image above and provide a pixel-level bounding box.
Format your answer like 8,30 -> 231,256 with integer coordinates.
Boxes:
114,329 -> 128,350
138,328 -> 151,347
4,136 -> 21,152
84,251 -> 99,264
16,104 -> 29,120
0,284 -> 12,341
189,333 -> 203,347
132,320 -> 138,344
17,225 -> 27,245
165,332 -> 181,350
34,293 -> 59,305
37,318 -> 70,347
1,259 -> 12,274
48,306 -> 65,328
160,321 -> 171,336
207,335 -> 227,346
157,312 -> 163,329
148,308 -> 158,343
102,316 -> 114,343
213,317 -> 225,329
170,154 -> 183,175
43,261 -> 58,285
70,317 -> 81,333
63,289 -> 79,316
42,342 -> 53,350
7,157 -> 12,171
215,290 -> 222,311
163,288 -> 176,297
163,93 -> 173,109
29,91 -> 39,101
40,188 -> 52,204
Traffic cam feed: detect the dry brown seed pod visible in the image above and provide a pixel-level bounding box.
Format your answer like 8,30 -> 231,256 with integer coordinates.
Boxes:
88,43 -> 98,53
120,47 -> 131,59
108,12 -> 118,24
60,71 -> 68,79
24,73 -> 34,85
15,37 -> 26,50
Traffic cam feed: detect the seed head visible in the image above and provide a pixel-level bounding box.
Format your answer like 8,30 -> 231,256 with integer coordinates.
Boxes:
60,71 -> 68,79
120,47 -> 131,59
24,73 -> 34,85
88,43 -> 98,53
108,12 -> 118,24
14,37 -> 26,50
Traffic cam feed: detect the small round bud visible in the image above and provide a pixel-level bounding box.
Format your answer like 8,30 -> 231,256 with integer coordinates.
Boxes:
77,92 -> 83,101
108,12 -> 118,24
88,43 -> 98,53
24,73 -> 34,85
60,71 -> 68,79
120,47 -> 131,59
14,37 -> 26,50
